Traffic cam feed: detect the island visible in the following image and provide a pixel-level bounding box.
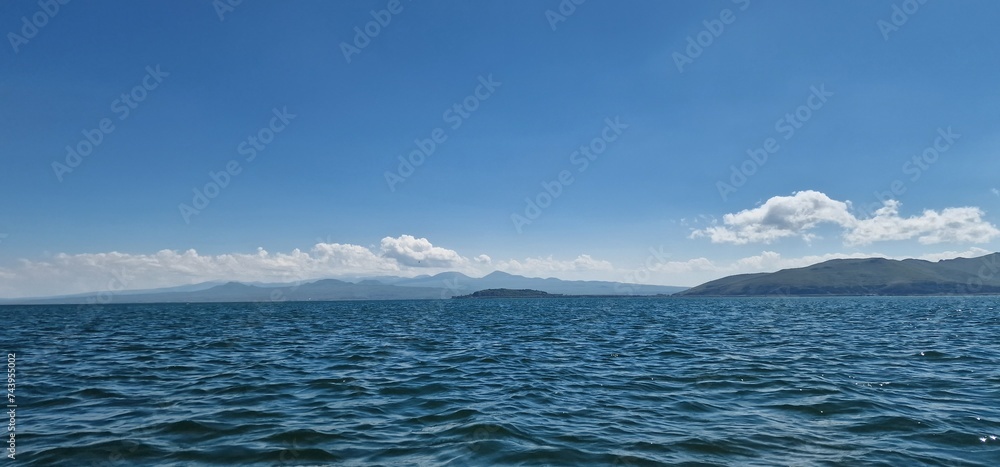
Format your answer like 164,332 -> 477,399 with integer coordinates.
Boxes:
450,288 -> 656,299
452,288 -> 559,299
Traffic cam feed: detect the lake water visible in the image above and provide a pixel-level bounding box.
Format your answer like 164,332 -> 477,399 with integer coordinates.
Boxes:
4,297 -> 1000,465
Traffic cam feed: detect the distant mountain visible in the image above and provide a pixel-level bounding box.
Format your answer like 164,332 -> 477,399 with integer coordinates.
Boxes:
387,271 -> 686,296
678,253 -> 1000,296
5,279 -> 446,304
20,281 -> 227,300
391,271 -> 475,288
3,271 -> 687,304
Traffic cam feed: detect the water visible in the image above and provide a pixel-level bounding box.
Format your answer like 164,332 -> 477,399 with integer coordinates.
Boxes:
4,297 -> 1000,465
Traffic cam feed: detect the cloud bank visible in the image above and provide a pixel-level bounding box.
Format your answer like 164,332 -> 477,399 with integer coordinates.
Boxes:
691,190 -> 1000,246
0,235 -> 620,298
495,254 -> 614,277
0,235 -> 450,298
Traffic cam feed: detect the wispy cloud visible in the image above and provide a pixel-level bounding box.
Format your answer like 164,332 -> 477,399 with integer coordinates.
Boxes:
495,254 -> 614,277
646,250 -> 883,276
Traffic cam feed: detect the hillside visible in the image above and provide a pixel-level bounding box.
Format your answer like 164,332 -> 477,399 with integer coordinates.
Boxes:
678,253 -> 1000,296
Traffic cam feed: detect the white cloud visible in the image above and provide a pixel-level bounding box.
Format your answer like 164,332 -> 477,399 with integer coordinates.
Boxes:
0,233 -> 624,298
646,250 -> 883,278
692,190 -> 1000,246
0,231 -> 632,298
731,250 -> 886,270
631,248 -> 1000,286
691,190 -> 855,244
0,235 -> 471,298
2,228 -> 994,298
495,254 -> 614,278
992,188 -> 999,197
644,257 -> 718,274
845,200 -> 1000,245
915,247 -> 992,262
0,243 -> 404,298
378,235 -> 464,267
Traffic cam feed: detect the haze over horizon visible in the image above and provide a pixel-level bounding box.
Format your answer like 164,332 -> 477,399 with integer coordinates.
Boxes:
4,1 -> 1000,298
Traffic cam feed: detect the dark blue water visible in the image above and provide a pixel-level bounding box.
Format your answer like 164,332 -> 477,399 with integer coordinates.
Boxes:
4,297 -> 1000,465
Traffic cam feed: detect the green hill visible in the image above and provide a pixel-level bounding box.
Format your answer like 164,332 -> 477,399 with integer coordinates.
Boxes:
678,253 -> 1000,296
453,288 -> 556,298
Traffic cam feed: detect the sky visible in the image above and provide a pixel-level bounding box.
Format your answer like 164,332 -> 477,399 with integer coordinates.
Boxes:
2,0 -> 1000,298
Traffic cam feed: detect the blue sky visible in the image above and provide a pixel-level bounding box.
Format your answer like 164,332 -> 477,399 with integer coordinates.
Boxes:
3,0 -> 1000,297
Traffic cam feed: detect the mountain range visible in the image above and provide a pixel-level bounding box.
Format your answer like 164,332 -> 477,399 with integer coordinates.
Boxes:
3,271 -> 686,304
678,253 -> 1000,296
9,252 -> 1000,304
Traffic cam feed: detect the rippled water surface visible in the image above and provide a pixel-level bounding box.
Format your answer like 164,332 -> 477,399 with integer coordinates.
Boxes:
5,297 -> 1000,465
